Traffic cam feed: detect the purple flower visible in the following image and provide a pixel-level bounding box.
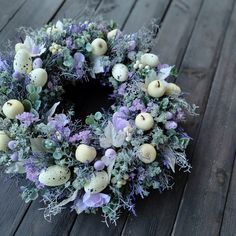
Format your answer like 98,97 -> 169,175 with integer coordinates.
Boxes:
69,130 -> 91,144
165,121 -> 177,130
12,71 -> 22,80
112,112 -> 129,131
128,40 -> 136,51
74,193 -> 110,213
10,152 -> 18,161
8,140 -> 17,150
129,99 -> 146,112
74,52 -> 85,74
16,112 -> 39,127
48,114 -> 71,140
24,159 -> 39,182
117,83 -> 127,95
48,114 -> 69,128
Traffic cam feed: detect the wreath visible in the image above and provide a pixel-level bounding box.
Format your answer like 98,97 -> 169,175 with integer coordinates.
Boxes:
0,19 -> 197,224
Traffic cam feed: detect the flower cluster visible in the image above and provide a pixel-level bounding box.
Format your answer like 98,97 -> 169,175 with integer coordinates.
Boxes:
0,19 -> 197,224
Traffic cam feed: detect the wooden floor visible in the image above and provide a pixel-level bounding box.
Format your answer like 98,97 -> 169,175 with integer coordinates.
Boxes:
0,0 -> 236,235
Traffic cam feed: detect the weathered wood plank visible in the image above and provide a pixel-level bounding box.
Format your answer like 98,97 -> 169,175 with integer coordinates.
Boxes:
0,0 -> 64,45
123,0 -> 170,33
121,0 -> 235,235
0,0 -> 26,32
172,2 -> 236,235
220,156 -> 236,236
54,0 -> 102,21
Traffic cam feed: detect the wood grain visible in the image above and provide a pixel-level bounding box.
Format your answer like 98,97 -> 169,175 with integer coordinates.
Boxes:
122,0 -> 235,235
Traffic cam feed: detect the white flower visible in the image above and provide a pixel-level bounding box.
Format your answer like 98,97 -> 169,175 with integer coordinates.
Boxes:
15,36 -> 46,57
46,20 -> 65,35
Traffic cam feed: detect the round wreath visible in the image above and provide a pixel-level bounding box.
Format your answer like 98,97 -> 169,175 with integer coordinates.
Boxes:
0,19 -> 197,224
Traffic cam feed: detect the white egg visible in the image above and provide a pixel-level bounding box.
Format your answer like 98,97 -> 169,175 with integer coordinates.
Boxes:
91,38 -> 108,56
75,144 -> 97,163
165,83 -> 181,96
140,53 -> 159,67
107,29 -> 120,39
112,63 -> 129,82
13,49 -> 32,74
2,99 -> 24,119
139,144 -> 157,163
147,80 -> 166,98
0,131 -> 10,152
38,165 -> 71,187
84,171 -> 109,193
30,68 -> 48,87
135,112 -> 154,131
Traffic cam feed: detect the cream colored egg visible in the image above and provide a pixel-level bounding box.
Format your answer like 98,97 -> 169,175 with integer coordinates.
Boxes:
91,38 -> 108,56
2,99 -> 24,119
112,63 -> 129,82
30,68 -> 48,87
147,80 -> 166,98
15,43 -> 26,53
135,112 -> 154,131
165,83 -> 181,96
140,53 -> 159,67
107,29 -> 119,39
139,144 -> 157,163
84,171 -> 109,193
0,131 -> 10,152
13,49 -> 32,74
75,144 -> 97,163
38,165 -> 71,187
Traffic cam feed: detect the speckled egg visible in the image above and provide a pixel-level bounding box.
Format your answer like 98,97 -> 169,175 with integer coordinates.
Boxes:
84,171 -> 109,193
112,63 -> 129,82
2,99 -> 24,119
30,68 -> 48,87
0,131 -> 10,152
13,49 -> 32,74
38,165 -> 71,187
140,53 -> 159,67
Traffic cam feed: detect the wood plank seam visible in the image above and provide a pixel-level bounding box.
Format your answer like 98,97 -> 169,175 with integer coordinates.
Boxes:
0,0 -> 27,33
219,151 -> 236,234
170,0 -> 236,233
48,0 -> 67,23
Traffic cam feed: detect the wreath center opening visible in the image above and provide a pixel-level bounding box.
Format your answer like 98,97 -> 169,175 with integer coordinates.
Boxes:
62,79 -> 115,122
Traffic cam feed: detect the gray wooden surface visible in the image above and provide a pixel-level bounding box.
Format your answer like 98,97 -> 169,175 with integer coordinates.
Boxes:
0,0 -> 236,235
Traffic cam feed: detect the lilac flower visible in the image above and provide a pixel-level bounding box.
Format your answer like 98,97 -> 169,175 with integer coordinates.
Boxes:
8,140 -> 17,150
74,193 -> 110,213
112,112 -> 129,131
22,36 -> 46,57
48,114 -> 71,140
69,130 -> 91,144
65,37 -> 73,48
16,112 -> 39,127
117,83 -> 127,95
128,40 -> 136,51
48,114 -> 69,128
24,160 -> 39,182
129,98 -> 146,112
165,121 -> 177,130
74,52 -> 85,74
